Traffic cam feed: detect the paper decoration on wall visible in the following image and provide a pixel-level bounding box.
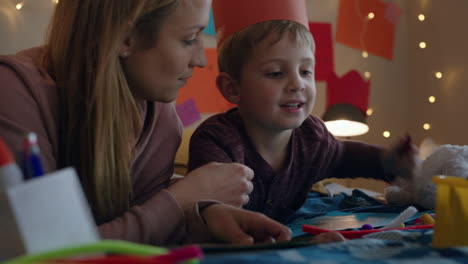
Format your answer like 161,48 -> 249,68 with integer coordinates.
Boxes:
309,22 -> 334,82
326,70 -> 370,114
336,0 -> 397,60
176,99 -> 201,127
203,9 -> 216,36
384,3 -> 402,25
176,48 -> 234,113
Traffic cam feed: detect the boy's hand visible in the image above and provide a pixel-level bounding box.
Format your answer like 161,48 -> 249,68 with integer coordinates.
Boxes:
201,204 -> 292,244
382,135 -> 420,180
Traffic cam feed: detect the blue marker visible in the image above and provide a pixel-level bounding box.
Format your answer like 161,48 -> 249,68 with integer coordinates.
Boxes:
29,146 -> 44,177
23,132 -> 45,178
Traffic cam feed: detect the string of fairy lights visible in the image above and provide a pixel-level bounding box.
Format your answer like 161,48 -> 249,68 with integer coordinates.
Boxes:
356,1 -> 440,139
354,0 -> 386,138
418,13 -> 441,134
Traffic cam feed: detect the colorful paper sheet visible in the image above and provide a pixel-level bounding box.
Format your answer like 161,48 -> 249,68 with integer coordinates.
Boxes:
309,22 -> 334,82
203,9 -> 216,36
176,48 -> 234,113
336,0 -> 397,60
326,70 -> 370,114
176,98 -> 201,127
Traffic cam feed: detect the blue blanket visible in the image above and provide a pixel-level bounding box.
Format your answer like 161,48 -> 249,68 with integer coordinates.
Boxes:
202,229 -> 468,263
201,191 -> 468,264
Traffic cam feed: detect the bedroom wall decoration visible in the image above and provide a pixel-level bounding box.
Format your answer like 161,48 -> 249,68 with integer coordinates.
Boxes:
309,22 -> 334,82
419,12 -> 433,134
176,98 -> 202,127
175,48 -> 233,114
417,10 -> 440,136
336,0 -> 400,60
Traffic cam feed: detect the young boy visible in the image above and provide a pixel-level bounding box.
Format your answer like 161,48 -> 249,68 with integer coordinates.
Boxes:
188,10 -> 417,223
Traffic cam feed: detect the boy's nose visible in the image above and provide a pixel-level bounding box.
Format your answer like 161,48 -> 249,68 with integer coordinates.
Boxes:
287,75 -> 305,92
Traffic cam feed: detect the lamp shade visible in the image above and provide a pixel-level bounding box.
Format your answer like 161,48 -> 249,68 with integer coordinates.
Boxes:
322,103 -> 369,137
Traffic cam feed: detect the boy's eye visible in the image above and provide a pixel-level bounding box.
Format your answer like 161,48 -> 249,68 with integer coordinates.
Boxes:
266,72 -> 283,78
301,70 -> 313,76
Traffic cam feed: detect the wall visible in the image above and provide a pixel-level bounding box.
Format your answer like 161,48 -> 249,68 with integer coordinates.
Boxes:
407,0 -> 468,146
0,0 -> 466,147
0,0 -> 54,55
305,0 -> 410,148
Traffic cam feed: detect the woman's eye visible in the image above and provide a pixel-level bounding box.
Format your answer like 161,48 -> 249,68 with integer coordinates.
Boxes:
184,38 -> 198,45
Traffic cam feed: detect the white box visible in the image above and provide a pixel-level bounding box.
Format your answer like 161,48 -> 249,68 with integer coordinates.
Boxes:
0,168 -> 99,260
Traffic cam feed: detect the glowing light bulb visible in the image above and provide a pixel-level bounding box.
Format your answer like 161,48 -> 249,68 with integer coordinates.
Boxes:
383,131 -> 391,138
16,2 -> 24,9
418,14 -> 425,21
52,0 -> 59,3
362,51 -> 369,58
364,71 -> 371,79
435,72 -> 443,79
423,123 -> 431,130
368,12 -> 375,20
366,108 -> 373,116
419,42 -> 427,49
428,96 -> 436,103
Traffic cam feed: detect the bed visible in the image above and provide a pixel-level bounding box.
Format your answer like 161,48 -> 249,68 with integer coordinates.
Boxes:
200,190 -> 468,263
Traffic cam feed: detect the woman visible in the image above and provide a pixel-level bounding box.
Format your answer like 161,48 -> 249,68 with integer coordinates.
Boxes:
0,0 -> 291,245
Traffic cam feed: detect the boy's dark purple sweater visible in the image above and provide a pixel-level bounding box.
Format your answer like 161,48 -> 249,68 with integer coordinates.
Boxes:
188,108 -> 394,222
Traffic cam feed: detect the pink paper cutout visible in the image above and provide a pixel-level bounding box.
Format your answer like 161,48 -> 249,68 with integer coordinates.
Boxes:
176,99 -> 201,127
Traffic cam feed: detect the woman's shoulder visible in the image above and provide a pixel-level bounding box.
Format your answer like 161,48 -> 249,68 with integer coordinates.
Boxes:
0,47 -> 60,171
0,47 -> 56,99
0,47 -> 49,78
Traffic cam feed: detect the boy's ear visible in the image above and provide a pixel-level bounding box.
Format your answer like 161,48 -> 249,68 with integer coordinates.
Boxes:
216,72 -> 240,104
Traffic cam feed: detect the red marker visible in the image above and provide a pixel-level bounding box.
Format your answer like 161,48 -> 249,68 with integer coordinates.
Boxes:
0,137 -> 23,190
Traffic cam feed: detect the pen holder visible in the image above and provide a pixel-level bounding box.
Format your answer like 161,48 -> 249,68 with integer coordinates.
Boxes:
432,175 -> 468,248
0,167 -> 99,260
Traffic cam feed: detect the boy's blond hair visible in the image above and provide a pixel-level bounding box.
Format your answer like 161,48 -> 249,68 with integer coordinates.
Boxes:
217,20 -> 315,81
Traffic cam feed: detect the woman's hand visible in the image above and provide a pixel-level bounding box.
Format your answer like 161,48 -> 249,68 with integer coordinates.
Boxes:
167,162 -> 254,210
201,204 -> 292,244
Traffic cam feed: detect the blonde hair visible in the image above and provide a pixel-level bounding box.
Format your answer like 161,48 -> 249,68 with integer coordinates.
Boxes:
218,20 -> 315,81
45,0 -> 178,223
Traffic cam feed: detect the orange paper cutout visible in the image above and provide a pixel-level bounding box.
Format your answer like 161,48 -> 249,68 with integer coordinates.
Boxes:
176,48 -> 234,113
336,0 -> 396,60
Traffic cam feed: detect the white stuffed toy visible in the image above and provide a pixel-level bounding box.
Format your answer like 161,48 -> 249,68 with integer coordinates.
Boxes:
385,143 -> 468,209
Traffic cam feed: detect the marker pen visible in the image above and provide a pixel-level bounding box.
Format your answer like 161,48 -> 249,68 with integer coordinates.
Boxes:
0,137 -> 24,190
382,206 -> 418,229
23,132 -> 45,178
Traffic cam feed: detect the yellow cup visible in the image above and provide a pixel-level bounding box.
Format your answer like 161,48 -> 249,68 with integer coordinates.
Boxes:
432,175 -> 468,248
